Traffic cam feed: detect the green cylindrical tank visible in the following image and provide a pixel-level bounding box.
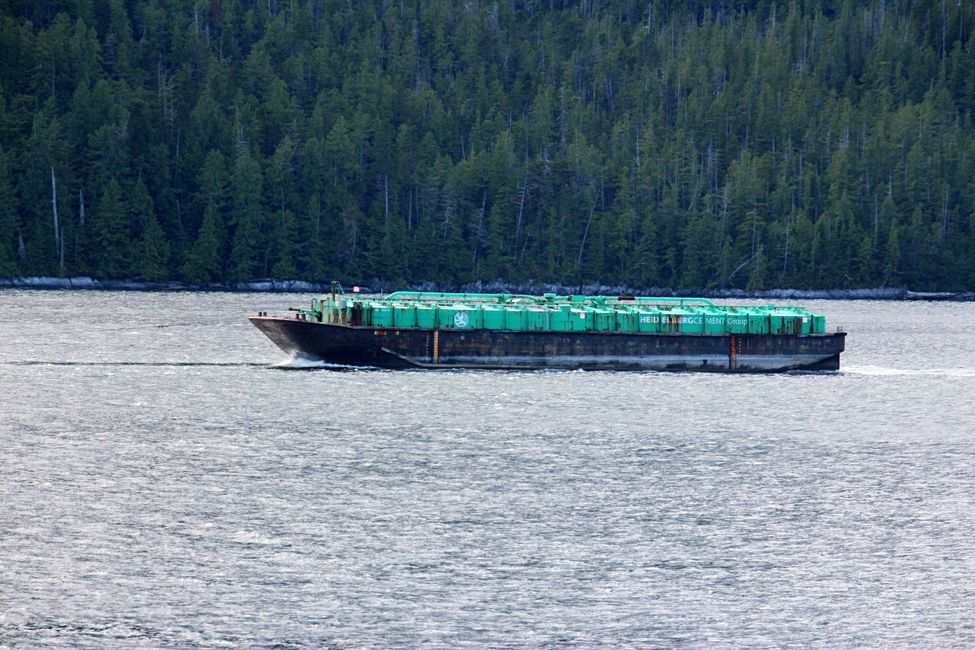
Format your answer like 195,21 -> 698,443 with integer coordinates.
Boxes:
813,314 -> 826,333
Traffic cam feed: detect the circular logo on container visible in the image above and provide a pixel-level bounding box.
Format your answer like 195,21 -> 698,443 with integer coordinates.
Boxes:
453,312 -> 469,328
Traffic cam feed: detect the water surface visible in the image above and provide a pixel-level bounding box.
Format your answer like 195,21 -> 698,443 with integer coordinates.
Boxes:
1,291 -> 973,646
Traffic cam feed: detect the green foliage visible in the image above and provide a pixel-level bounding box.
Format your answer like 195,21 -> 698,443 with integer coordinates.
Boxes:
0,145 -> 19,275
1,1 -> 975,290
140,212 -> 170,281
181,203 -> 225,284
228,149 -> 265,280
91,179 -> 130,278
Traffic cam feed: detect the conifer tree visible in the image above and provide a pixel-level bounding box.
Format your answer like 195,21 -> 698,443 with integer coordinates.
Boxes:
91,179 -> 130,278
0,1 -> 973,290
181,203 -> 225,284
228,149 -> 265,280
140,212 -> 170,281
0,145 -> 18,275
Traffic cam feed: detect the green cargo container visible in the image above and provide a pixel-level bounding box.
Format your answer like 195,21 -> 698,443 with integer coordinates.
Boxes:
702,308 -> 726,333
741,309 -> 770,334
461,306 -> 482,329
659,308 -> 686,333
768,310 -> 803,335
634,308 -> 663,333
724,309 -> 749,334
370,303 -> 394,327
772,308 -> 813,334
525,307 -> 550,330
415,304 -> 437,329
436,304 -> 481,329
656,309 -> 675,333
309,290 -> 833,338
591,308 -> 614,331
568,308 -> 589,331
768,313 -> 790,335
678,308 -> 706,333
481,305 -> 505,329
673,308 -> 701,332
614,308 -> 639,333
548,306 -> 573,331
392,303 -> 417,328
504,307 -> 525,330
435,306 -> 452,329
798,311 -> 813,334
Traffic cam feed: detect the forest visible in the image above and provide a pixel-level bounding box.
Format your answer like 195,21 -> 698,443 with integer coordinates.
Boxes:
1,0 -> 975,290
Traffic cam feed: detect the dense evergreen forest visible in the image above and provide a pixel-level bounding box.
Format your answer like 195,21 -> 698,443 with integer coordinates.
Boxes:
1,0 -> 975,290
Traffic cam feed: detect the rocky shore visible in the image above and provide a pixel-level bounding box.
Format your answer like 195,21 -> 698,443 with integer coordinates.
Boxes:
2,276 -> 973,301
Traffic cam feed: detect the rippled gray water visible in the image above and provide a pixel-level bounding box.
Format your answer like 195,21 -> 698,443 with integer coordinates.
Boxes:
1,290 -> 974,647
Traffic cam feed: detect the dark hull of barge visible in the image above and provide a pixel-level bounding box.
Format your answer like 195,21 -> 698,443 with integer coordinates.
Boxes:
250,317 -> 845,372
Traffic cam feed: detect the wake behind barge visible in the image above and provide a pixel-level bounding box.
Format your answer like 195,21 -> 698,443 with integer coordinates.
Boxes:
249,287 -> 845,372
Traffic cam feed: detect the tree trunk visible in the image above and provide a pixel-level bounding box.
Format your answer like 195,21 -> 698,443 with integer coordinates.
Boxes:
51,167 -> 61,270
577,188 -> 599,266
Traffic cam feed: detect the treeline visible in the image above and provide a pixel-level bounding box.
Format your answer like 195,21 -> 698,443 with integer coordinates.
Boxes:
1,0 -> 975,290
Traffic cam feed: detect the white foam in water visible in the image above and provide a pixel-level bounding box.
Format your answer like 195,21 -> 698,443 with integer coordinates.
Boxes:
273,354 -> 345,369
844,365 -> 975,378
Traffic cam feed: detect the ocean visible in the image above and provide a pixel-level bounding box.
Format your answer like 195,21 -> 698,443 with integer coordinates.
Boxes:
1,290 -> 973,647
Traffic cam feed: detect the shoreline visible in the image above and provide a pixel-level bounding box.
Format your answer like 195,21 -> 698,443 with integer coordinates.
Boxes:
2,276 -> 973,301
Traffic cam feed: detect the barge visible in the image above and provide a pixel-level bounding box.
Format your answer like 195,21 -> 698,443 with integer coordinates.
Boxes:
250,286 -> 844,372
